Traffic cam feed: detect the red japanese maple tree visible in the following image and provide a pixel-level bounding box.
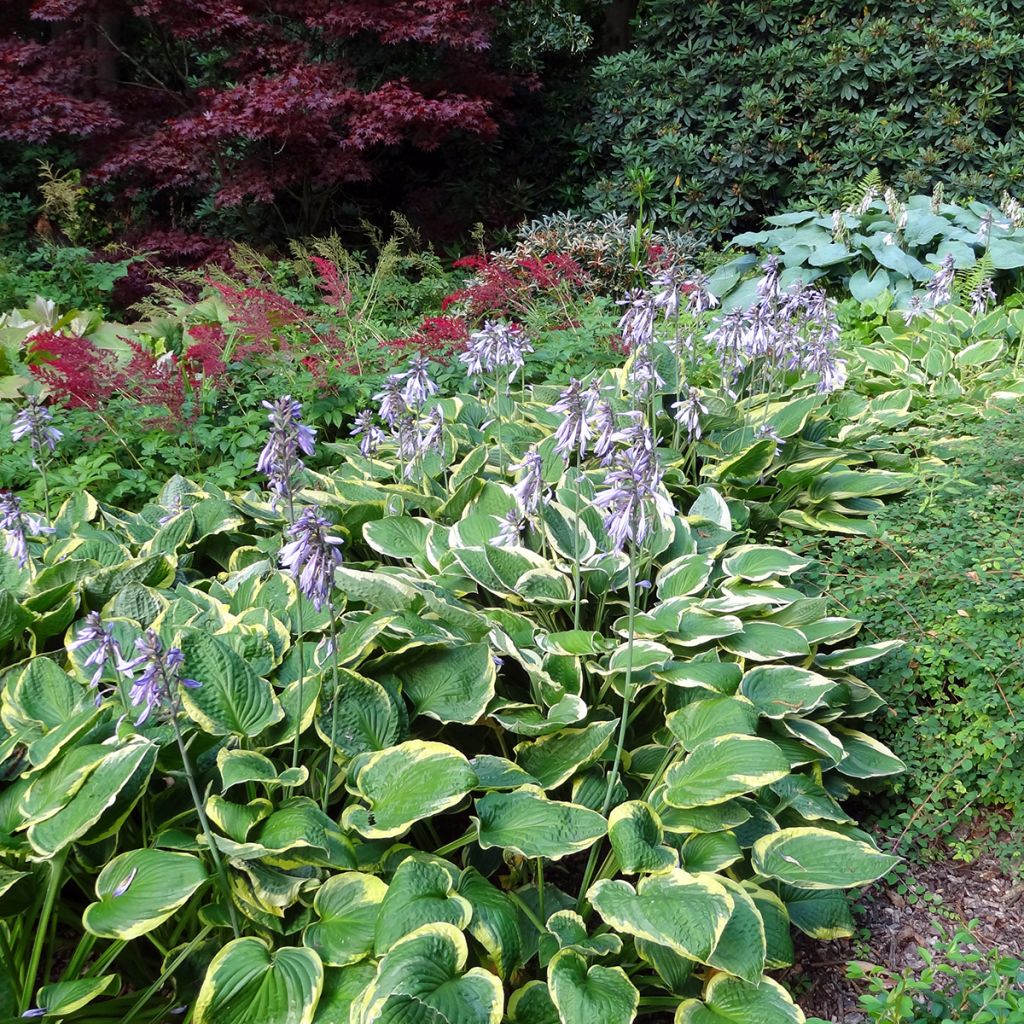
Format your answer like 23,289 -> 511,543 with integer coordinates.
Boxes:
0,0 -> 515,232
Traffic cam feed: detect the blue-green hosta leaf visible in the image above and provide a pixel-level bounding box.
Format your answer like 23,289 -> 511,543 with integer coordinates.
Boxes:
548,949 -> 638,1024
752,828 -> 899,889
832,728 -> 905,778
588,870 -> 732,963
83,849 -> 207,939
350,923 -> 503,1024
720,623 -> 810,662
457,868 -> 523,978
738,666 -> 836,718
194,937 -> 323,1024
488,695 -> 588,737
674,975 -> 804,1024
375,859 -> 471,954
664,736 -> 790,809
721,546 -> 810,582
773,883 -> 855,940
807,470 -> 913,502
304,871 -> 389,966
30,975 -> 119,1018
26,740 -> 157,857
667,696 -> 758,750
657,799 -> 752,836
744,884 -> 793,968
543,910 -> 622,962
2,657 -> 84,736
343,741 -> 477,839
470,754 -> 539,790
775,719 -> 845,765
474,787 -> 606,860
393,642 -> 495,725
514,719 -> 618,790
251,798 -> 357,868
607,800 -> 677,874
507,981 -> 559,1024
657,661 -> 742,695
179,629 -> 283,737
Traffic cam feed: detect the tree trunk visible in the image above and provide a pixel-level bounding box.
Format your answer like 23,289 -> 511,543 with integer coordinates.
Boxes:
95,0 -> 120,96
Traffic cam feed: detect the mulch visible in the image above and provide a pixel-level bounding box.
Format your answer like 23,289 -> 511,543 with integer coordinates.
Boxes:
781,831 -> 1024,1021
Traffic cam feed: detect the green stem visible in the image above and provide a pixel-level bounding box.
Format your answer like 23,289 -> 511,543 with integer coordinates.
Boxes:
286,492 -> 306,772
506,890 -> 546,935
19,848 -> 67,1013
170,714 -> 240,939
578,549 -> 638,911
536,858 -> 545,926
86,939 -> 127,978
122,926 -> 212,1024
39,459 -> 51,520
435,829 -> 476,858
321,599 -> 343,812
572,471 -> 583,630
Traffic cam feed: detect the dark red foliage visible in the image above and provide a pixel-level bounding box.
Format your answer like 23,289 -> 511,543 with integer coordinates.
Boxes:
310,257 -> 352,312
442,253 -> 589,318
1,1 -> 515,229
386,314 -> 469,359
210,282 -> 306,344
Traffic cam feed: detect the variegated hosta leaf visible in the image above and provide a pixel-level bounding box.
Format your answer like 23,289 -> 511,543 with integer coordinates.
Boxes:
737,666 -> 837,719
342,741 -> 477,839
456,867 -> 523,978
663,735 -> 790,809
391,643 -> 496,725
349,923 -> 503,1024
194,937 -> 323,1024
607,801 -> 678,874
507,980 -> 559,1024
374,858 -> 472,954
83,849 -> 207,939
304,872 -> 388,967
514,719 -> 618,790
30,975 -> 119,1018
474,787 -> 606,860
752,827 -> 900,889
773,883 -> 855,940
587,870 -> 733,964
675,974 -> 804,1024
548,948 -> 639,1024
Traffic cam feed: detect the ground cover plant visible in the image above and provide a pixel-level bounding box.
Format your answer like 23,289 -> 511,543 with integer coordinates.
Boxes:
0,260 -> 921,1023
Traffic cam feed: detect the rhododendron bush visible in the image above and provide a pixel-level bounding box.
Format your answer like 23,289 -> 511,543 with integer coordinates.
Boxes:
0,0 -> 517,231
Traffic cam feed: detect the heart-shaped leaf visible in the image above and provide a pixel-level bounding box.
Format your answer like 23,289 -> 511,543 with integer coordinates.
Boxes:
752,828 -> 899,889
664,736 -> 790,809
548,948 -> 638,1024
474,787 -> 606,860
304,871 -> 388,966
194,937 -> 323,1024
375,858 -> 472,954
83,849 -> 207,939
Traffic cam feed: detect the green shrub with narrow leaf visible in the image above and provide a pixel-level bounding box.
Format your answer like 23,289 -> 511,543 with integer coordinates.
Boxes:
0,330 -> 909,1024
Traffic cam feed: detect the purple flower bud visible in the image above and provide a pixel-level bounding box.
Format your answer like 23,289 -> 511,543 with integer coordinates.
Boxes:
279,506 -> 344,611
258,396 -> 315,507
116,630 -> 196,726
11,397 -> 62,456
351,410 -> 386,458
550,379 -> 597,461
112,866 -> 139,897
372,376 -> 408,428
68,611 -> 123,696
401,354 -> 438,409
510,449 -> 545,517
672,387 -> 708,442
0,491 -> 52,569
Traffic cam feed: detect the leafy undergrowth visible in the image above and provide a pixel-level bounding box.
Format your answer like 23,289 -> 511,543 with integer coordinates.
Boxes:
796,409 -> 1024,866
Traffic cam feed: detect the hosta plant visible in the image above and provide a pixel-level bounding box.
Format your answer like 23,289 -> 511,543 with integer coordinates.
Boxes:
0,313 -> 907,1023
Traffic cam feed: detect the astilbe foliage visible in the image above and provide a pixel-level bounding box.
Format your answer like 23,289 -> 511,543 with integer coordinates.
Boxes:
0,1 -> 515,229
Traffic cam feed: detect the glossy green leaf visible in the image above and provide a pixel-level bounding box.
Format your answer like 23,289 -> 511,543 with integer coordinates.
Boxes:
674,974 -> 803,1024
548,949 -> 638,1024
375,858 -> 471,954
664,736 -> 790,809
304,871 -> 388,966
395,643 -> 496,725
474,787 -> 606,860
752,827 -> 899,889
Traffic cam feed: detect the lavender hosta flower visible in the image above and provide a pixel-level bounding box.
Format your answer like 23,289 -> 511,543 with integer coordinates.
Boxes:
421,407 -> 445,455
258,396 -> 316,506
461,320 -> 533,379
494,509 -> 527,547
672,387 -> 708,443
11,397 -> 62,456
394,413 -> 421,471
373,375 -> 408,428
755,422 -> 785,456
594,423 -> 671,551
756,256 -> 782,302
902,294 -> 927,325
511,449 -> 545,517
550,378 -> 596,461
686,273 -> 719,316
0,491 -> 51,569
116,630 -> 199,726
707,308 -> 748,376
927,255 -> 957,308
68,611 -> 123,697
650,266 -> 683,319
351,409 -> 386,458
401,354 -> 438,409
593,399 -> 619,463
280,506 -> 344,612
617,289 -> 657,353
158,494 -> 189,526
969,278 -> 997,317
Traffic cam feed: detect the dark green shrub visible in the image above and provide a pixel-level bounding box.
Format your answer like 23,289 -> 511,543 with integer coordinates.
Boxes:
573,1 -> 1024,239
